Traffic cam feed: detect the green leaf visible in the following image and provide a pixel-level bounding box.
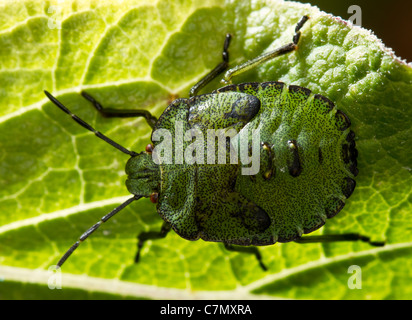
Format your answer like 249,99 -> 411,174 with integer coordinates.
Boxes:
0,0 -> 411,300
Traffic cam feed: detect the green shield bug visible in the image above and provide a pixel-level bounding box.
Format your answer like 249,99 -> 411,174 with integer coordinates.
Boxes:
45,15 -> 384,271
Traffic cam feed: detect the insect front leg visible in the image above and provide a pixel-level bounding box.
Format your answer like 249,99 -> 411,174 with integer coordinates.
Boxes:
222,15 -> 309,84
134,221 -> 172,263
81,91 -> 158,128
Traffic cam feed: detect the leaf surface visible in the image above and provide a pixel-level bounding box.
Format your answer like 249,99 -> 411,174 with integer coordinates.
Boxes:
0,0 -> 411,299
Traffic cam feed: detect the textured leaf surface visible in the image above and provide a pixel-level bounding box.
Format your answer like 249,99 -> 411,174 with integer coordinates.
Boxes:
0,0 -> 411,299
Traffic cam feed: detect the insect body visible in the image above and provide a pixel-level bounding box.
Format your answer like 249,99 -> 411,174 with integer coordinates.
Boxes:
45,16 -> 383,271
144,81 -> 358,246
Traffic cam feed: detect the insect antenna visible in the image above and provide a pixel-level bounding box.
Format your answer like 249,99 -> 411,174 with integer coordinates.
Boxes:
56,195 -> 142,268
44,90 -> 138,157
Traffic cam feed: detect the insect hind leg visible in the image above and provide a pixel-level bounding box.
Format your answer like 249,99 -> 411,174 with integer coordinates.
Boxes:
223,243 -> 268,271
295,233 -> 385,246
189,33 -> 232,97
222,15 -> 309,84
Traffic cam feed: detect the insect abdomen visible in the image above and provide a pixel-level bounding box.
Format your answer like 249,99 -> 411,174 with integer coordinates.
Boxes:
219,82 -> 358,243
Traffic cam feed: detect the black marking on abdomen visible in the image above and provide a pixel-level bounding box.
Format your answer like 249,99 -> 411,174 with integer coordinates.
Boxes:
350,164 -> 359,177
343,177 -> 356,198
343,130 -> 359,176
349,140 -> 359,176
260,81 -> 286,91
215,81 -> 286,95
288,85 -> 312,98
346,130 -> 355,142
237,82 -> 261,92
325,198 -> 345,219
349,140 -> 358,162
287,140 -> 302,177
313,94 -> 335,114
335,110 -> 351,131
342,143 -> 350,164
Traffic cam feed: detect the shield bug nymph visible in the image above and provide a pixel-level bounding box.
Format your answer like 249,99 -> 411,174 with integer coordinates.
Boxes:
45,15 -> 384,271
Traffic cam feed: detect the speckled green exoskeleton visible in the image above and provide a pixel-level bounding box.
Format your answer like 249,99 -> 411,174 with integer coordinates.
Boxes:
45,16 -> 384,271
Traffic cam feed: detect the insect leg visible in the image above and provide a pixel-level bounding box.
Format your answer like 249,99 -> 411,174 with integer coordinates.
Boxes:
223,243 -> 267,271
189,33 -> 232,97
81,91 -> 158,129
44,90 -> 138,157
222,15 -> 309,84
134,221 -> 172,263
294,233 -> 385,247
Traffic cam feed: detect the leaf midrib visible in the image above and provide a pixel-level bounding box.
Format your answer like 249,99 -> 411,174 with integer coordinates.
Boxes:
0,241 -> 410,299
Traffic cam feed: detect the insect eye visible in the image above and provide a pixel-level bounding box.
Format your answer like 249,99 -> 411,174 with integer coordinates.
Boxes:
145,144 -> 154,153
150,193 -> 159,203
